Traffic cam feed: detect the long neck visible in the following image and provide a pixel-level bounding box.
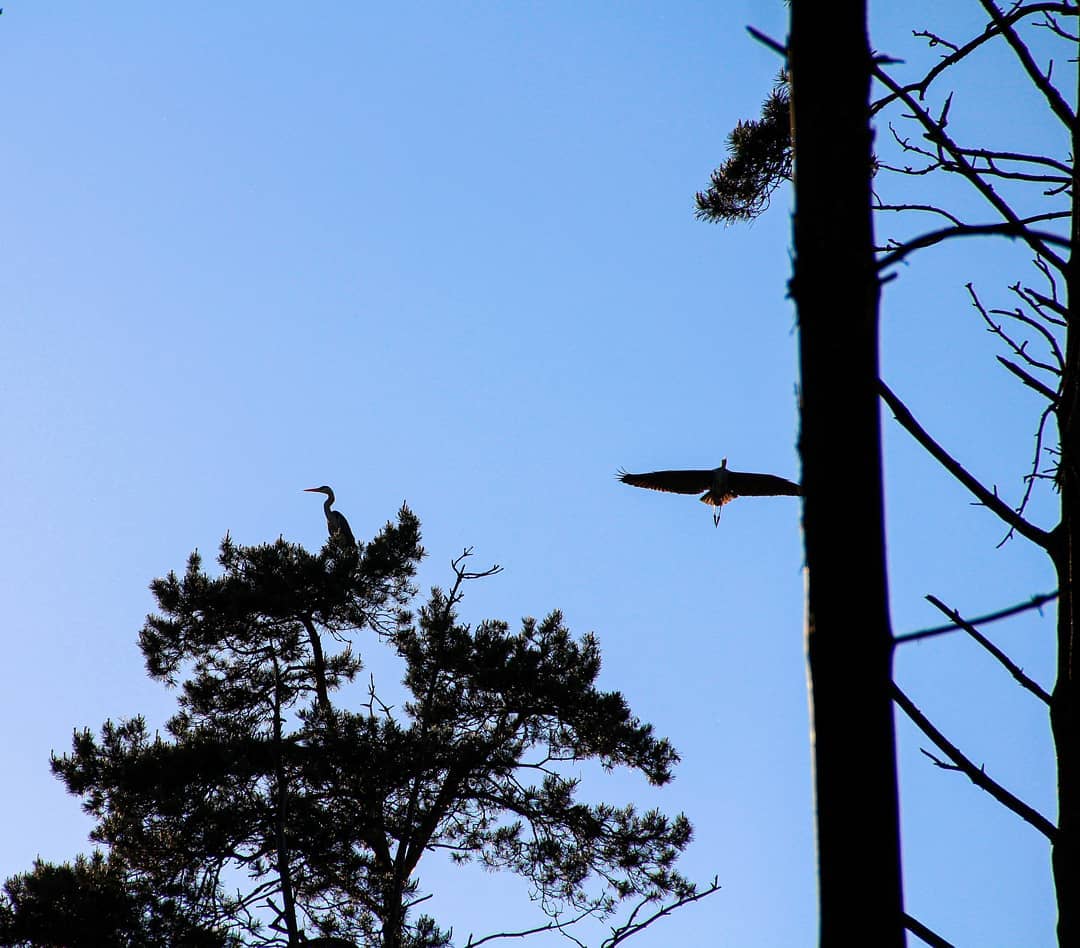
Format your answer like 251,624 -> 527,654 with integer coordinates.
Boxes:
323,494 -> 334,518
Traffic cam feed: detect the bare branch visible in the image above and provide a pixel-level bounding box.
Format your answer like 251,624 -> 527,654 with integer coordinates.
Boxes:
955,146 -> 1072,177
462,907 -> 595,947
877,216 -> 1070,271
746,26 -> 786,57
892,683 -> 1058,839
872,63 -> 1070,272
873,201 -> 964,225
904,912 -> 957,948
1038,10 -> 1080,40
895,590 -> 1057,644
450,546 -> 504,584
602,880 -> 723,948
999,289 -> 1066,369
1004,402 -> 1060,540
878,380 -> 1054,548
977,0 -> 1077,128
924,594 -> 1052,703
1016,282 -> 1069,325
913,29 -> 960,54
873,3 -> 1079,113
997,356 -> 1060,399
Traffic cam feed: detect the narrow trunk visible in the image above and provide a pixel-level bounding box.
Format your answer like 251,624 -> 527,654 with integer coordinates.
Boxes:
1051,80 -> 1080,941
1052,531 -> 1080,947
382,890 -> 404,948
271,658 -> 301,946
789,3 -> 905,944
303,616 -> 333,715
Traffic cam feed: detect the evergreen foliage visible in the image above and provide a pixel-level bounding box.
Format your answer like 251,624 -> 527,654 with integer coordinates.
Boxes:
2,507 -> 702,947
0,852 -> 233,947
694,74 -> 791,224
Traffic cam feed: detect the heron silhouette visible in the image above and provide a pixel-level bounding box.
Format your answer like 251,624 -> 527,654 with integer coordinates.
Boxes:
617,458 -> 800,525
304,485 -> 356,545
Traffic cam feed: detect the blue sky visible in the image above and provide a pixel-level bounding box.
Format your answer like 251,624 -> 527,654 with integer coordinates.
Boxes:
0,3 -> 1066,945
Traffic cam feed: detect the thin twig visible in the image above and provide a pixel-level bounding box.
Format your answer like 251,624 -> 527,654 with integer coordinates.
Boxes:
603,880 -> 723,948
1017,283 -> 1069,325
968,281 -> 1063,375
1009,402 -> 1059,537
977,0 -> 1076,128
1039,10 -> 1080,40
1001,289 -> 1066,369
872,63 -> 1070,272
874,202 -> 963,225
872,3 -> 1079,113
956,145 -> 1072,176
463,907 -> 594,947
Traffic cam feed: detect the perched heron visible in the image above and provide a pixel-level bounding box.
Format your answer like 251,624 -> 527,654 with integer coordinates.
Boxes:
304,485 -> 356,545
617,458 -> 800,525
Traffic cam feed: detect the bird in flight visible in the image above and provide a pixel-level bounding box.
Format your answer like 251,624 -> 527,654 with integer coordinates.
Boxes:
617,458 -> 800,525
304,485 -> 356,545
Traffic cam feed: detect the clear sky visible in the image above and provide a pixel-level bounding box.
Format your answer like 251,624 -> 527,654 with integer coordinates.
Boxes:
0,3 -> 1065,946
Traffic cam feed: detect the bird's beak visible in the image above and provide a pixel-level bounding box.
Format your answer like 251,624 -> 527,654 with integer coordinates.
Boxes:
303,487 -> 320,493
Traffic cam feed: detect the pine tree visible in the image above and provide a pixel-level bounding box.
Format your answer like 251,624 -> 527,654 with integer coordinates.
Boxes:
4,507 -> 712,947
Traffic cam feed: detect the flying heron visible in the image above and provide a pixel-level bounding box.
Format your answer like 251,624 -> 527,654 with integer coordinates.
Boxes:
304,485 -> 356,545
617,458 -> 800,525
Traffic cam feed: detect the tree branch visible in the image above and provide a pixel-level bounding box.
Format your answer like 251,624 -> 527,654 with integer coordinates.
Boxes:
956,145 -> 1072,177
463,907 -> 595,947
877,217 -> 1070,271
602,879 -> 723,948
998,356 -> 1060,400
874,201 -> 965,225
872,3 -> 1079,114
892,682 -> 1058,839
977,0 -> 1077,128
968,280 -> 1064,376
1018,284 -> 1069,324
872,64 -> 1070,272
895,590 -> 1057,643
904,912 -> 957,948
924,594 -> 1051,703
746,25 -> 786,57
998,294 -> 1066,371
878,379 -> 1054,548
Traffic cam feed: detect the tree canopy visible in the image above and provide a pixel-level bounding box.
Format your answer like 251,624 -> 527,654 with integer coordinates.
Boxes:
2,508 -> 711,948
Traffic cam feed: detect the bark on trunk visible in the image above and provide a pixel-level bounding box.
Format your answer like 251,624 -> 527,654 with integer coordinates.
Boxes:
789,3 -> 905,944
1051,86 -> 1080,941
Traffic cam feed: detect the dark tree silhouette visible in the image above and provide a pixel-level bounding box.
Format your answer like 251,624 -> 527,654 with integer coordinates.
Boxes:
694,74 -> 790,224
0,852 -> 233,948
789,2 -> 905,945
2,507 -> 715,947
701,2 -> 1079,944
868,6 -> 1077,940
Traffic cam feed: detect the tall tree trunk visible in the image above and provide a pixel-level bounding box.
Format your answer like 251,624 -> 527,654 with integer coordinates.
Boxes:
1052,524 -> 1080,947
271,658 -> 301,946
1051,68 -> 1080,943
789,3 -> 905,944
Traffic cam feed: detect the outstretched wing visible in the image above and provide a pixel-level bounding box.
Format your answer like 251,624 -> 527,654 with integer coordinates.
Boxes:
617,468 -> 713,496
728,471 -> 801,498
